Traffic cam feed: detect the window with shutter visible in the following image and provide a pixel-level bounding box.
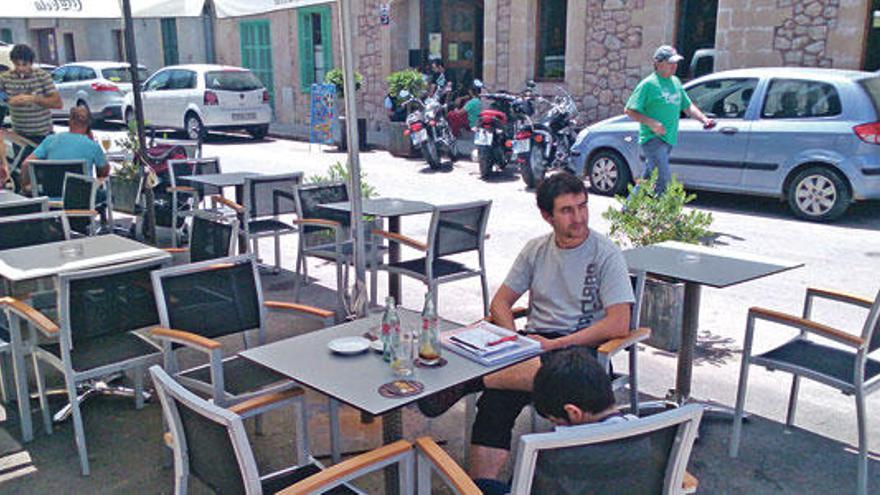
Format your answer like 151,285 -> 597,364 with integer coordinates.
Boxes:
297,5 -> 333,92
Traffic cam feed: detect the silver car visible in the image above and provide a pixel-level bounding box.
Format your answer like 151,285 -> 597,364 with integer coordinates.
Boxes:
52,61 -> 148,121
573,68 -> 880,221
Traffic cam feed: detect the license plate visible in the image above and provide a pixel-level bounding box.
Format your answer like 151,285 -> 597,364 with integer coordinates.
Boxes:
231,112 -> 257,121
474,129 -> 493,146
513,139 -> 531,153
410,129 -> 428,145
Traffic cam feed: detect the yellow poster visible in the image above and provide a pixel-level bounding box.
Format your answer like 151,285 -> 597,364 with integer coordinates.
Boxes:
429,33 -> 442,59
448,43 -> 459,62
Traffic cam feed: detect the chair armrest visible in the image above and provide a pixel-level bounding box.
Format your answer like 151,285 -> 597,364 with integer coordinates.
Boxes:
63,209 -> 98,217
211,195 -> 243,213
682,471 -> 698,494
264,301 -> 335,320
168,186 -> 195,193
749,307 -> 864,348
278,440 -> 413,495
150,327 -> 221,352
227,388 -> 304,416
371,229 -> 428,251
162,247 -> 189,254
597,327 -> 651,357
0,296 -> 58,337
806,287 -> 874,310
293,218 -> 341,229
414,437 -> 482,495
48,200 -> 63,209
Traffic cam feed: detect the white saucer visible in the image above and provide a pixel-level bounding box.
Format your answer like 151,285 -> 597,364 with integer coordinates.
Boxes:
328,336 -> 371,355
370,340 -> 384,352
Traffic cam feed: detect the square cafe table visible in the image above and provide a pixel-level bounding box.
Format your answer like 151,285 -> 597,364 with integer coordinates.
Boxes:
623,240 -> 803,405
0,190 -> 28,204
182,172 -> 261,253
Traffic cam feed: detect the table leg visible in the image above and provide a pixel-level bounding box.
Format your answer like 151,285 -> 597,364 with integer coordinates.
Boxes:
382,409 -> 403,495
387,216 -> 401,302
8,315 -> 32,442
675,282 -> 701,404
234,185 -> 247,255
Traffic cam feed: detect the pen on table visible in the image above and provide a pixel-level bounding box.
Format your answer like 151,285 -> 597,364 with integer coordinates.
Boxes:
487,334 -> 518,346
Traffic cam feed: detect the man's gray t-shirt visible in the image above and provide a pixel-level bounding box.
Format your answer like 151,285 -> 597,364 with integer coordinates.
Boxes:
503,229 -> 634,335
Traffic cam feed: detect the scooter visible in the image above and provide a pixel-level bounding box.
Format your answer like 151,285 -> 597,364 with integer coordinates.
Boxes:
515,87 -> 580,189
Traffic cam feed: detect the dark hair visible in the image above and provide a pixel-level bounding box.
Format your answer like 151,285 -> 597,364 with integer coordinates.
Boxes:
10,44 -> 35,64
69,106 -> 92,130
533,347 -> 615,421
535,172 -> 588,216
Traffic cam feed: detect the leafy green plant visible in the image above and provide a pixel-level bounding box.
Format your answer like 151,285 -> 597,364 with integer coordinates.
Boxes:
386,69 -> 426,104
602,170 -> 713,247
324,68 -> 363,97
112,119 -> 144,181
308,161 -> 377,199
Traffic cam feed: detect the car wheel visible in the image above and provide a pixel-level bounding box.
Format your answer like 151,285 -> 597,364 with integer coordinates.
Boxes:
786,166 -> 850,222
587,149 -> 631,196
248,124 -> 269,140
478,147 -> 493,179
185,113 -> 205,141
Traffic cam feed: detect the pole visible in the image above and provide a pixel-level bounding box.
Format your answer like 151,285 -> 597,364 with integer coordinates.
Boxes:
121,0 -> 156,244
337,0 -> 367,317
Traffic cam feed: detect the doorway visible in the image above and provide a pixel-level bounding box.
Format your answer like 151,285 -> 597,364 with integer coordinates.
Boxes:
676,0 -> 718,79
33,29 -> 58,66
865,0 -> 880,71
421,0 -> 484,91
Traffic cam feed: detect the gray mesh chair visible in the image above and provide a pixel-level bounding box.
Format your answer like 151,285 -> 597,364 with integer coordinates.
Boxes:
27,159 -> 89,201
150,365 -> 413,495
181,157 -> 222,202
162,159 -> 199,247
0,211 -> 70,250
372,201 -> 492,315
163,211 -> 238,265
730,287 -> 880,495
60,173 -> 99,237
26,257 -> 169,475
0,196 -> 48,217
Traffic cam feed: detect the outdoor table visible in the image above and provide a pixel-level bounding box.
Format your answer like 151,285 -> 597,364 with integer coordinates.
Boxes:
320,198 -> 434,302
0,235 -> 169,442
241,307 -> 535,492
0,190 -> 28,204
623,240 -> 803,406
182,171 -> 261,253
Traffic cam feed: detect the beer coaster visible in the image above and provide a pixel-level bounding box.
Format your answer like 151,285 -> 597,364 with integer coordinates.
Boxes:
378,379 -> 424,398
414,357 -> 448,368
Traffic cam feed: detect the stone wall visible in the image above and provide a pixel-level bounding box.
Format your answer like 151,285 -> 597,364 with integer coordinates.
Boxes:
356,0 -> 385,131
493,0 -> 513,90
773,0 -> 839,67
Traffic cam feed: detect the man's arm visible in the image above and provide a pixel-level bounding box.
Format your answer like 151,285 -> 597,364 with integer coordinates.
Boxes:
488,283 -> 523,331
8,91 -> 62,109
624,108 -> 665,137
684,103 -> 714,127
540,303 -> 632,351
0,132 -> 8,184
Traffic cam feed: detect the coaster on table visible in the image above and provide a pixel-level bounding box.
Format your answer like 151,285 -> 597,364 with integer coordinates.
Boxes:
414,357 -> 448,368
378,379 -> 424,398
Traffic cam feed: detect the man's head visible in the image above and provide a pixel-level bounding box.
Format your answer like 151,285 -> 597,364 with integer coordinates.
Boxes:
533,347 -> 615,426
536,172 -> 589,248
68,106 -> 92,134
653,45 -> 683,79
10,44 -> 36,76
430,59 -> 444,73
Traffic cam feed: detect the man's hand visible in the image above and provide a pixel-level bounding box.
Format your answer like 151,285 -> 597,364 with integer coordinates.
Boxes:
702,118 -> 716,130
8,93 -> 35,106
528,334 -> 562,351
0,163 -> 9,185
648,120 -> 666,137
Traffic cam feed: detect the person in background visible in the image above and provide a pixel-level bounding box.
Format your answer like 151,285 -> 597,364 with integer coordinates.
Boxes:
447,84 -> 482,137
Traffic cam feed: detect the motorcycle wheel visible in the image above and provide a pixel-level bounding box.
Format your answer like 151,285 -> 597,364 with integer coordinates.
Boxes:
478,147 -> 493,179
521,144 -> 544,190
422,140 -> 442,170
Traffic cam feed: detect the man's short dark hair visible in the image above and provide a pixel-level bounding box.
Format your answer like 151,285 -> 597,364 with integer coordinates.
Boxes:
533,347 -> 615,421
69,106 -> 92,130
10,44 -> 35,64
536,172 -> 588,216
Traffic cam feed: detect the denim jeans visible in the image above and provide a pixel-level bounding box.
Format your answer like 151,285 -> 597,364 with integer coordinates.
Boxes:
636,137 -> 673,195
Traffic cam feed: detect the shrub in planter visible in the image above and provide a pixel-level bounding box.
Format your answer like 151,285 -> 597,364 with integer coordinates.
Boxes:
109,120 -> 144,214
325,69 -> 367,150
385,69 -> 427,157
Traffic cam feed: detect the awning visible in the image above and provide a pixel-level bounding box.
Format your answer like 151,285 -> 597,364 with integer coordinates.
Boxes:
4,0 -> 206,19
212,0 -> 331,19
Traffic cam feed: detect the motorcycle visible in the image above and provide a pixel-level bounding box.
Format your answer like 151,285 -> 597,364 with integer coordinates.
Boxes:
400,89 -> 456,171
475,82 -> 538,180
515,88 -> 580,189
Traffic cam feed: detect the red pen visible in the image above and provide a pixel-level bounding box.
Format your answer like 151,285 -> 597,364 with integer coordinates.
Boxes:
488,334 -> 518,346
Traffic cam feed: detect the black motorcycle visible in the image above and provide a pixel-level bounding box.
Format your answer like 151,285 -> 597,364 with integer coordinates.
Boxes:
515,89 -> 580,189
401,89 -> 456,170
475,85 -> 537,180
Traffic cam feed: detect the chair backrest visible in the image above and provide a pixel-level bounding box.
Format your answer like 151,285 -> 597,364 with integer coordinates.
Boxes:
0,196 -> 48,217
58,257 -> 168,346
166,159 -> 198,191
427,200 -> 492,259
0,211 -> 70,250
151,254 -> 265,342
243,172 -> 303,219
862,289 -> 880,353
293,181 -> 350,236
630,271 -> 647,330
149,365 -> 261,495
511,404 -> 703,495
28,159 -> 89,199
190,157 -> 222,196
188,211 -> 238,263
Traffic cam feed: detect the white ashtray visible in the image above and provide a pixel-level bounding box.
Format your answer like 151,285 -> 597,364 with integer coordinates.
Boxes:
328,336 -> 370,355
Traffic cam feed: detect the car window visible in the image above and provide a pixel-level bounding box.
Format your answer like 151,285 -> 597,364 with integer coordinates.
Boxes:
79,67 -> 97,81
859,77 -> 880,117
761,79 -> 842,119
686,78 -> 758,119
63,67 -> 82,83
144,70 -> 171,91
167,70 -> 196,90
205,70 -> 263,91
52,67 -> 66,83
102,67 -> 149,83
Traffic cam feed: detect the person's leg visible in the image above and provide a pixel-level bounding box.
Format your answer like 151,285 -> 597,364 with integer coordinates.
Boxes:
627,139 -> 658,200
469,389 -> 532,479
654,140 -> 673,194
474,478 -> 510,495
482,356 -> 542,391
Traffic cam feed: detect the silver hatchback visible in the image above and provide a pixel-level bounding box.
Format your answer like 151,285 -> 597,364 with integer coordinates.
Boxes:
573,68 -> 880,221
52,62 -> 148,122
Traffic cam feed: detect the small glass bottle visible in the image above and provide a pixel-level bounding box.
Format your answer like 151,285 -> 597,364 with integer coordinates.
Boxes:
418,291 -> 441,365
381,296 -> 398,363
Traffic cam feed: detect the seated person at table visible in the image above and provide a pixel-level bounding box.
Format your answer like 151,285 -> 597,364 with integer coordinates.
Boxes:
475,347 -> 635,495
418,172 -> 635,481
21,106 -> 109,191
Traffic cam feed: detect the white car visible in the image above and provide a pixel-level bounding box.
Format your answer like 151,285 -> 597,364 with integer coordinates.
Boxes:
123,64 -> 272,140
52,61 -> 148,121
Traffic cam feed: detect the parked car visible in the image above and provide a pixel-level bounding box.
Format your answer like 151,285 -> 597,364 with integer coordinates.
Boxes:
122,64 -> 272,140
51,61 -> 147,122
573,67 -> 880,221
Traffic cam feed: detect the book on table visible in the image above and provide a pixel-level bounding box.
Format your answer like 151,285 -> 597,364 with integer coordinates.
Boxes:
441,321 -> 542,366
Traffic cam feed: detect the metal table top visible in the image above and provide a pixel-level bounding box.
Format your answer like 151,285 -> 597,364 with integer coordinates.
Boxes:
321,198 -> 435,218
0,190 -> 28,204
180,172 -> 260,188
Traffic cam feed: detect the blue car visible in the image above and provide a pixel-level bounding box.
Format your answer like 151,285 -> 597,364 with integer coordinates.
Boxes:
572,68 -> 880,221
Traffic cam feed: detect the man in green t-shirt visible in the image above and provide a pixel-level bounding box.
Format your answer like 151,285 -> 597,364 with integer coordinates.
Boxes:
624,45 -> 714,194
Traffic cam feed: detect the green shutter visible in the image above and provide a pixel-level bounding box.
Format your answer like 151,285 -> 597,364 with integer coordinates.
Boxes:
239,20 -> 274,106
161,19 -> 179,66
298,11 -> 314,91
320,7 -> 333,74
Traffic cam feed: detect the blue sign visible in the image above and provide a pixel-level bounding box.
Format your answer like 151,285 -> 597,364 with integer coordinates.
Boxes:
310,83 -> 337,145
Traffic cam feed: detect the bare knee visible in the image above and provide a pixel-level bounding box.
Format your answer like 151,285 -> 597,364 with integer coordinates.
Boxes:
469,445 -> 510,480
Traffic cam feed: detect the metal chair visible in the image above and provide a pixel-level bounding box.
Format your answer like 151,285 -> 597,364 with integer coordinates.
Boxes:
372,200 -> 492,315
27,159 -> 89,201
0,196 -> 48,217
175,157 -> 221,205
149,365 -> 413,495
417,404 -> 703,495
25,257 -> 170,475
730,286 -> 880,495
162,210 -> 238,265
160,159 -> 199,247
59,173 -> 100,237
0,210 -> 70,251
2,131 -> 37,192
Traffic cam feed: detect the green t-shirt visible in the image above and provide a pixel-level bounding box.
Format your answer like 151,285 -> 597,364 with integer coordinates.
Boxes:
625,72 -> 691,146
463,97 -> 482,128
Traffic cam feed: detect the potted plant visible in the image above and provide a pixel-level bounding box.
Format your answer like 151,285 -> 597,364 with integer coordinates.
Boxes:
324,68 -> 367,151
385,69 -> 427,157
108,120 -> 144,215
603,171 -> 714,351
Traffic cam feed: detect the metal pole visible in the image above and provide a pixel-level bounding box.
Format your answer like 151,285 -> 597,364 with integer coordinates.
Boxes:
121,0 -> 156,244
337,0 -> 367,317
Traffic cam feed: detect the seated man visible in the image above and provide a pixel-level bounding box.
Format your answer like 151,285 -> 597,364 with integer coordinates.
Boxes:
418,172 -> 634,482
475,347 -> 635,495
